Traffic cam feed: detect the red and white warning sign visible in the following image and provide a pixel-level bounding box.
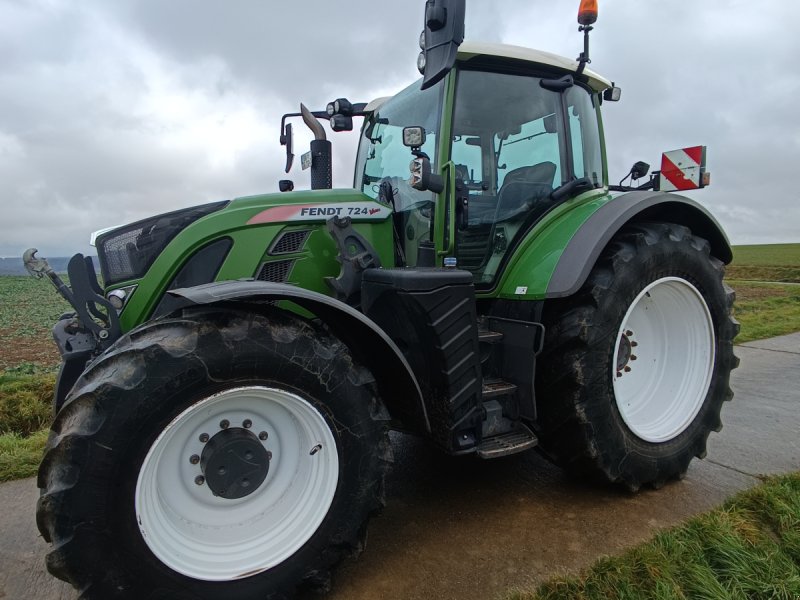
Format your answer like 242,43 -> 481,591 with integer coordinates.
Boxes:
659,146 -> 708,191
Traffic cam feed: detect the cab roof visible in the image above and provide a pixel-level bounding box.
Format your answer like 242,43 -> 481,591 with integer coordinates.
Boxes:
457,41 -> 613,92
364,41 -> 614,113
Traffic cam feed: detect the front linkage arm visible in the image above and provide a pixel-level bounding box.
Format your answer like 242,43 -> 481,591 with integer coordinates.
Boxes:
24,249 -> 122,410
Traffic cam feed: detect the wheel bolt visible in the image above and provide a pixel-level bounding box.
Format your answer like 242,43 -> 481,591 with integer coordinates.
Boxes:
245,451 -> 253,460
218,467 -> 227,475
625,330 -> 633,337
266,451 -> 273,460
630,355 -> 638,361
195,476 -> 205,486
189,454 -> 200,465
310,444 -> 322,456
242,479 -> 250,488
624,366 -> 632,372
243,419 -> 252,429
259,431 -> 269,441
199,433 -> 209,443
631,341 -> 638,347
220,419 -> 230,429
617,371 -> 623,378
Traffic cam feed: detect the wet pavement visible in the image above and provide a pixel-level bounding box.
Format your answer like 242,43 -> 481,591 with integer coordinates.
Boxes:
2,333 -> 798,600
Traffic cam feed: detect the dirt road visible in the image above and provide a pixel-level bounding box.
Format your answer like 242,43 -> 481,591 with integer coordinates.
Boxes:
2,333 -> 798,600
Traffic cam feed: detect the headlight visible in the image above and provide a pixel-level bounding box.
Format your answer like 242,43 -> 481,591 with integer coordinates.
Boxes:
95,201 -> 228,285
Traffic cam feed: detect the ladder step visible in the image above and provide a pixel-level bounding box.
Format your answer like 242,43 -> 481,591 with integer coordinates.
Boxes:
478,329 -> 504,344
477,423 -> 538,459
482,380 -> 517,398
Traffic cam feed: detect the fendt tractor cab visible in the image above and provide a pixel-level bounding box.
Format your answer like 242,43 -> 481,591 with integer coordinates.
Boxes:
27,1 -> 737,598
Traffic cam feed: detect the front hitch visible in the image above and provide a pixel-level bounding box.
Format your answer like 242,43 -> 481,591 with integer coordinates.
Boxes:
24,249 -> 121,348
25,249 -> 123,412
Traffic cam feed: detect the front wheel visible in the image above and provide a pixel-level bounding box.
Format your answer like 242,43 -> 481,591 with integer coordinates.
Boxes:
37,309 -> 391,599
535,222 -> 739,490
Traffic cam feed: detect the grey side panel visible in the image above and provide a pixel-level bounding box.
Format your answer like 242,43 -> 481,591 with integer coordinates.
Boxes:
546,191 -> 732,298
170,281 -> 430,433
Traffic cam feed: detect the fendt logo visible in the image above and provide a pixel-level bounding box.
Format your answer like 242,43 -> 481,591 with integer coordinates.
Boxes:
247,202 -> 392,225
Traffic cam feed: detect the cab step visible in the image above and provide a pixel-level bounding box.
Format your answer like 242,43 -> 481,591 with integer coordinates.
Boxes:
478,328 -> 504,344
481,379 -> 517,399
476,423 -> 538,459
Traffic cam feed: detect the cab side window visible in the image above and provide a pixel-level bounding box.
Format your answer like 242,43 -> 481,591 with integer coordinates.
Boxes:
566,86 -> 603,188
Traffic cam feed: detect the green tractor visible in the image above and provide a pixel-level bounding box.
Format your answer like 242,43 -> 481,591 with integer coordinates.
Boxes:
28,0 -> 737,598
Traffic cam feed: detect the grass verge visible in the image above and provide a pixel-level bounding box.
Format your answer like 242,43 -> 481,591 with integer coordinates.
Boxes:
509,473 -> 800,600
730,281 -> 800,344
0,364 -> 54,482
0,429 -> 49,482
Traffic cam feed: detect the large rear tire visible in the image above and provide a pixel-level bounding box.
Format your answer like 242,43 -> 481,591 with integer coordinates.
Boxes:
36,309 -> 391,599
536,222 -> 739,490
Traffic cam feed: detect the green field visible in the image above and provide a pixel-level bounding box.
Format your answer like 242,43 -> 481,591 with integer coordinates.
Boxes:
728,243 -> 800,283
0,276 -> 71,370
728,243 -> 800,342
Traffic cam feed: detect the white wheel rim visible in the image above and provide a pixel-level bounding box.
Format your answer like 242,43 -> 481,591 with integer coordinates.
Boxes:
612,277 -> 715,443
135,386 -> 339,581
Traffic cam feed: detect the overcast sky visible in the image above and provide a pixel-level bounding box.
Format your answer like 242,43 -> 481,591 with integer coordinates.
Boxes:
1,0 -> 798,257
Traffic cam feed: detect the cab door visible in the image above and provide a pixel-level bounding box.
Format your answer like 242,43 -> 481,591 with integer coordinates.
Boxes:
447,66 -> 604,287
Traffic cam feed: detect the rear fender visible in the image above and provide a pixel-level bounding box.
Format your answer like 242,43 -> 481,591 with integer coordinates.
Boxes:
169,281 -> 429,433
546,191 -> 732,298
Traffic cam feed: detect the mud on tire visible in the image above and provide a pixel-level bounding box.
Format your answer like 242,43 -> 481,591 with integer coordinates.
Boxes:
535,222 -> 739,490
36,308 -> 391,599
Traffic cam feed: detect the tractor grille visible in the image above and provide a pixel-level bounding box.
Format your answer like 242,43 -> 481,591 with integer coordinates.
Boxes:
269,230 -> 310,255
256,259 -> 295,283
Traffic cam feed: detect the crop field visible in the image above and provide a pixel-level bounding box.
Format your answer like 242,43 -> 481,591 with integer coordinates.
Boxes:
728,242 -> 800,283
0,276 -> 71,370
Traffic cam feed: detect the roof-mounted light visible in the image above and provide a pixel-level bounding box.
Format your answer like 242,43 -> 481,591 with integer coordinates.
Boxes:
578,0 -> 598,26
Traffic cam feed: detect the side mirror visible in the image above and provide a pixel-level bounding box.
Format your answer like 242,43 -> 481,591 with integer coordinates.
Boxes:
280,123 -> 294,173
418,0 -> 466,90
603,86 -> 622,102
631,161 -> 650,180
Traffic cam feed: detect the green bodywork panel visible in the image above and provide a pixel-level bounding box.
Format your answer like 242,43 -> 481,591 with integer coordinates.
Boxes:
488,188 -> 612,300
117,189 -> 394,331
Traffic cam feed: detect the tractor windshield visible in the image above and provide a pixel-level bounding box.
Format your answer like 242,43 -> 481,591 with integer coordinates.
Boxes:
355,79 -> 444,213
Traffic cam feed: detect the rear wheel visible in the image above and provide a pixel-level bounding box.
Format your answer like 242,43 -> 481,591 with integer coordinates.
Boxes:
37,309 -> 391,599
536,223 -> 739,490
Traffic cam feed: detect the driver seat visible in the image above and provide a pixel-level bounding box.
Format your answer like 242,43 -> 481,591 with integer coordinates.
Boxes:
494,161 -> 557,222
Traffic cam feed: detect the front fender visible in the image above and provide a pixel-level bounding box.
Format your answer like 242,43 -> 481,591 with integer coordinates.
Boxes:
169,281 -> 429,433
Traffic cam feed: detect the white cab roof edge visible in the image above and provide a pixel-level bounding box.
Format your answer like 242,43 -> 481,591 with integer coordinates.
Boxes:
364,42 -> 614,109
363,96 -> 392,113
457,41 -> 613,92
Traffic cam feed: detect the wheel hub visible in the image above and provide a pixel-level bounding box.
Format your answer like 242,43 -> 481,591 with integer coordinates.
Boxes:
200,427 -> 270,499
616,332 -> 632,372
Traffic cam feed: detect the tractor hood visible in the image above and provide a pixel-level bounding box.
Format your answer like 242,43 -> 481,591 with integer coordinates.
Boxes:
94,188 -> 391,287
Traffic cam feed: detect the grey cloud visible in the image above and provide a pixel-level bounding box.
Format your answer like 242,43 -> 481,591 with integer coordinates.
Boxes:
1,0 -> 798,258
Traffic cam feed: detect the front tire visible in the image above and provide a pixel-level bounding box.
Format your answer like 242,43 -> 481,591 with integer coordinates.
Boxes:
536,223 -> 739,490
37,309 -> 391,599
